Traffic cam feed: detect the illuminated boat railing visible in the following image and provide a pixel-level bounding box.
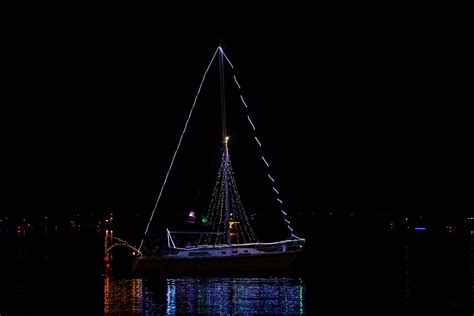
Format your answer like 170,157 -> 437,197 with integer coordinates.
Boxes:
165,228 -> 305,254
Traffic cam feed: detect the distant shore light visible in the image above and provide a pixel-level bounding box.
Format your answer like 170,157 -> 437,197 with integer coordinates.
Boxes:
414,227 -> 427,231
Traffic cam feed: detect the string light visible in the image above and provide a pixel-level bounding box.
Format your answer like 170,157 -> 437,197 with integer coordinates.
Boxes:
291,234 -> 303,240
173,238 -> 304,250
199,155 -> 226,245
239,95 -> 248,108
219,46 -> 234,69
139,46 -> 220,252
233,75 -> 241,90
105,235 -> 142,259
221,48 -> 304,240
246,115 -> 256,130
201,152 -> 227,245
227,153 -> 257,243
199,148 -> 258,246
142,45 -> 304,252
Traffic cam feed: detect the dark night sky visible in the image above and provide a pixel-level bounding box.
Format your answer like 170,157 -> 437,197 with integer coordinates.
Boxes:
2,3 -> 470,221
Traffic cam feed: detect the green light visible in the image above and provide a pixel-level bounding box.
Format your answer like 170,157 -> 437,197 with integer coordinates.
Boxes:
201,216 -> 208,225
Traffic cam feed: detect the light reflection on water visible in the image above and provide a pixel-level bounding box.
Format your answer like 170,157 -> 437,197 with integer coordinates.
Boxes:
104,275 -> 305,314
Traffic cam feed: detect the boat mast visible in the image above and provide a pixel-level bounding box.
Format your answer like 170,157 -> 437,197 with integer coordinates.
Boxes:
219,43 -> 231,246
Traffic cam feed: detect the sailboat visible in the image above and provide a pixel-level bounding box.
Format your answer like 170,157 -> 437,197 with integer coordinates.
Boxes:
132,44 -> 305,275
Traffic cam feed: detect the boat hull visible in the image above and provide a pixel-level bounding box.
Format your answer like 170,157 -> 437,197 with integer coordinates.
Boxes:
132,250 -> 302,276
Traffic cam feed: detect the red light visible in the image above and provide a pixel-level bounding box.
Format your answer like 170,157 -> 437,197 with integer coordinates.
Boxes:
106,263 -> 110,269
104,256 -> 109,262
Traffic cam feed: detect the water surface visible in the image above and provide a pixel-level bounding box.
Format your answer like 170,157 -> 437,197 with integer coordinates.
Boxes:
104,276 -> 305,315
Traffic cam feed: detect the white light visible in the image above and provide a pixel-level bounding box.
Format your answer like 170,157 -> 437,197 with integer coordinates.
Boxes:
139,46 -> 220,252
291,234 -> 302,240
220,47 -> 300,239
233,75 -> 241,89
272,187 -> 280,194
221,49 -> 234,68
246,115 -> 256,130
239,95 -> 248,108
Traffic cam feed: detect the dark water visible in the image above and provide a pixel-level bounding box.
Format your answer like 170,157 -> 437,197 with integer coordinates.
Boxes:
0,220 -> 471,315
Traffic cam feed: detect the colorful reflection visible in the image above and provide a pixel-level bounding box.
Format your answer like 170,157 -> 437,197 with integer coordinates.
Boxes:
165,277 -> 305,314
104,276 -> 305,314
104,275 -> 147,314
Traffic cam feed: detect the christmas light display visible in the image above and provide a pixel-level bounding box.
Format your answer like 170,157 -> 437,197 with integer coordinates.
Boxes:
220,49 -> 303,240
198,148 -> 258,246
139,47 -> 220,252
